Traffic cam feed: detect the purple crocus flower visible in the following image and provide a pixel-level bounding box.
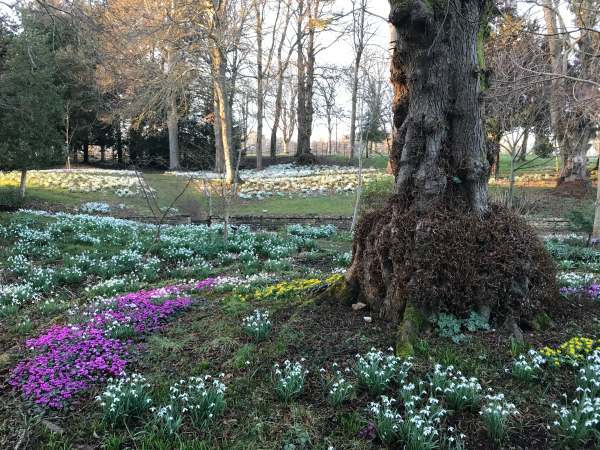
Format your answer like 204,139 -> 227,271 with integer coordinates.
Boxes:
10,278 -> 215,408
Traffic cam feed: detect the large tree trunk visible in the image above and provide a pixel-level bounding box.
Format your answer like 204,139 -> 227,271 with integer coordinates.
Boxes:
327,117 -> 333,156
295,0 -> 318,160
268,1 -> 293,159
349,0 -> 367,161
519,127 -> 529,162
558,117 -> 595,185
390,0 -> 489,214
295,0 -> 308,157
165,31 -> 180,171
592,139 -> 600,240
214,96 -> 224,173
167,96 -> 180,170
541,0 -> 567,162
211,45 -> 234,184
349,58 -> 360,160
255,0 -> 264,170
270,79 -> 283,158
83,142 -> 89,164
114,118 -> 123,165
333,0 -> 557,351
270,59 -> 288,158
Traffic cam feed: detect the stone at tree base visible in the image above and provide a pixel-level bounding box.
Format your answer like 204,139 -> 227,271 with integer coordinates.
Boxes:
352,302 -> 367,311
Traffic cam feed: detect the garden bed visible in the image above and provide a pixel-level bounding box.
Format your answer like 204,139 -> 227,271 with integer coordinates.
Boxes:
2,212 -> 600,449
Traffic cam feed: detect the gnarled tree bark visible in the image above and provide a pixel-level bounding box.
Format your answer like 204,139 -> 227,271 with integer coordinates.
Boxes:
335,0 -> 558,352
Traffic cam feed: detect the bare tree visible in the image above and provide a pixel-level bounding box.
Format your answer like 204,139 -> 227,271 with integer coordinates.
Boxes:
279,74 -> 297,155
268,0 -> 295,159
522,0 -> 600,184
100,0 -> 192,170
360,51 -> 392,158
315,65 -> 341,155
198,0 -> 251,184
295,0 -> 331,160
253,0 -> 290,169
348,0 -> 375,159
253,0 -> 266,169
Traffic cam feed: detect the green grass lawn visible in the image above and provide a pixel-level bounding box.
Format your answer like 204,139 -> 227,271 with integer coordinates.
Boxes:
494,153 -> 598,178
0,157 -> 595,222
0,185 -> 116,209
325,153 -> 389,170
233,194 -> 356,216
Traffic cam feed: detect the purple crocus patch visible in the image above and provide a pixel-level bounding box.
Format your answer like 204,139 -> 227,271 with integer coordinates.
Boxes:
10,278 -> 216,408
560,284 -> 600,299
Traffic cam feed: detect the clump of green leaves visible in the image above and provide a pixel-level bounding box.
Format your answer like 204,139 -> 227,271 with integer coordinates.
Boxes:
433,312 -> 489,344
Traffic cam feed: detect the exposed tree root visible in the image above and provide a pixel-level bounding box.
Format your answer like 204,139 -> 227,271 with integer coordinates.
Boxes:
323,198 -> 559,352
294,152 -> 320,166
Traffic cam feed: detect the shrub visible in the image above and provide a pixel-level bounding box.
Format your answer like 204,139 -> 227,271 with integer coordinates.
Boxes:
566,208 -> 594,244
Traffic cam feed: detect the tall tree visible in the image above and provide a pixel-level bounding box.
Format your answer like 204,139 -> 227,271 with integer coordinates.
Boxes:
360,54 -> 392,158
348,0 -> 373,159
200,0 -> 250,183
295,0 -> 329,160
315,66 -> 340,155
325,0 -> 557,350
254,0 -> 265,170
268,0 -> 294,159
537,0 -> 599,185
0,15 -> 64,199
279,74 -> 297,155
100,0 -> 190,170
253,0 -> 285,169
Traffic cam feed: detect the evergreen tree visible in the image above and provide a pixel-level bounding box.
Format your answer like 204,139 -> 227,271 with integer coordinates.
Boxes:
0,15 -> 64,199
